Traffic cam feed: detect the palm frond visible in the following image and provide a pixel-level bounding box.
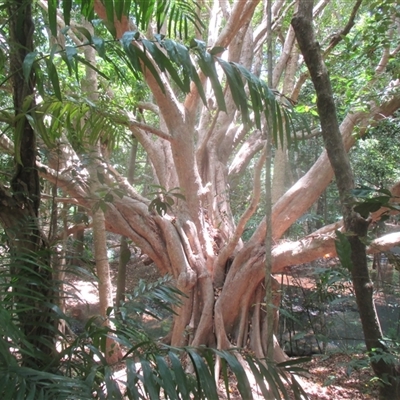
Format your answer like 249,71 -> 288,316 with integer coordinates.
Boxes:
49,0 -> 204,40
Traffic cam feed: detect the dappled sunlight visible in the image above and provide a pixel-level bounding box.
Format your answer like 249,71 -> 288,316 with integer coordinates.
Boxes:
67,280 -> 99,307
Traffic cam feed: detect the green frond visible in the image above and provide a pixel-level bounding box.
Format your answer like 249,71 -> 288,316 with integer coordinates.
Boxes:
51,0 -> 204,40
33,96 -> 130,150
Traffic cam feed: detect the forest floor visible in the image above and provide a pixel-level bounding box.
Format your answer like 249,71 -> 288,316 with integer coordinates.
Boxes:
64,258 -> 385,399
292,353 -> 380,399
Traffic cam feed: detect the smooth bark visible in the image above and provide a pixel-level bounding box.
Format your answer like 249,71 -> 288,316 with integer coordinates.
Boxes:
83,22 -> 122,363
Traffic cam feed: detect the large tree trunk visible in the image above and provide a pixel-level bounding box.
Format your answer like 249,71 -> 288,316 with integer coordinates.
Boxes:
292,2 -> 400,397
0,0 -> 55,367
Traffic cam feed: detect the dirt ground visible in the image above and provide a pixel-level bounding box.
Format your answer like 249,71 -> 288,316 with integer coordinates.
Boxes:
297,353 -> 380,399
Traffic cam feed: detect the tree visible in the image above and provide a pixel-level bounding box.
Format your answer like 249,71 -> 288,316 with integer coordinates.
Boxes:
292,1 -> 400,396
2,0 -> 400,378
81,20 -> 122,363
0,0 -> 55,367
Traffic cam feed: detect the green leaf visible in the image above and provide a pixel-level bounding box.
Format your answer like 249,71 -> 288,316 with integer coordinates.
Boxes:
216,350 -> 253,399
65,45 -> 77,60
104,0 -> 116,37
170,192 -> 185,200
276,103 -> 284,148
113,188 -> 125,199
30,110 -> 54,148
148,199 -> 168,216
124,0 -> 132,18
267,365 -> 289,399
209,46 -> 226,55
48,0 -> 58,37
232,62 -> 284,139
335,230 -> 354,271
121,33 -> 142,73
104,366 -> 122,398
245,356 -> 271,399
354,201 -> 382,218
75,55 -> 109,79
215,357 -> 228,399
141,359 -> 159,400
62,0 -> 72,27
115,0 -> 124,20
173,42 -> 196,91
126,359 -> 141,400
277,357 -> 311,368
155,355 -> 178,400
45,58 -> 62,101
255,361 -> 282,400
186,348 -> 218,400
292,331 -> 306,340
61,46 -> 78,77
187,64 -> 208,105
93,200 -> 107,214
104,193 -> 114,203
217,59 -> 248,120
352,185 -> 393,199
196,50 -> 226,112
96,172 -> 105,189
190,38 -> 206,50
168,352 -> 190,398
23,51 -> 38,83
134,46 -> 166,94
143,39 -> 186,92
75,26 -> 92,42
92,36 -> 106,58
165,196 -> 175,206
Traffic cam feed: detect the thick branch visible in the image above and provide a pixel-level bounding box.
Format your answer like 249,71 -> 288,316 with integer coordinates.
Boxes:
228,130 -> 265,180
215,0 -> 260,48
272,230 -> 400,274
214,144 -> 267,285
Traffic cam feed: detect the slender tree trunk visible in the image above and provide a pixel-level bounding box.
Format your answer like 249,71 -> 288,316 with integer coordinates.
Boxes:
116,236 -> 130,307
82,21 -> 122,364
71,206 -> 85,266
0,0 -> 55,367
92,209 -> 114,317
292,3 -> 399,397
264,0 -> 274,362
116,139 -> 137,306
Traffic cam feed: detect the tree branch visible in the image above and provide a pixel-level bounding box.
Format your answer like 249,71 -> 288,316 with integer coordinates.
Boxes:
250,89 -> 400,246
272,230 -> 400,274
136,101 -> 159,115
324,0 -> 363,55
0,134 -> 14,154
292,0 -> 362,100
128,119 -> 172,142
228,130 -> 265,181
215,144 -> 267,285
